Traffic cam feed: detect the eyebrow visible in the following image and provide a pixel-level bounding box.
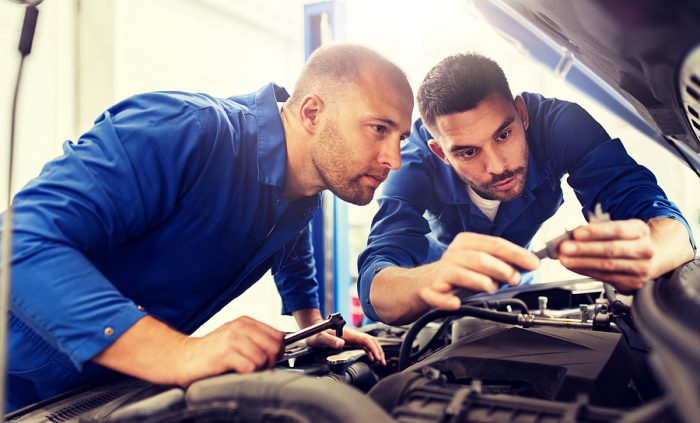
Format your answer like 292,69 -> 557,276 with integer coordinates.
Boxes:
492,116 -> 516,139
449,144 -> 472,153
448,115 -> 516,153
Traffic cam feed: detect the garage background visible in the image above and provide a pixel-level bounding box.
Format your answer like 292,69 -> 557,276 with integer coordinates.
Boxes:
1,0 -> 697,334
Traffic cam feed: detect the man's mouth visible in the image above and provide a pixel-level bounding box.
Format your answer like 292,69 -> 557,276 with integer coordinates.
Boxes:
362,173 -> 388,188
491,175 -> 517,191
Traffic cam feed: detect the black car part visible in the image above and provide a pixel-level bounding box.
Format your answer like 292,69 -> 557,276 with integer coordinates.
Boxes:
98,371 -> 394,423
388,323 -> 635,407
398,303 -> 612,371
633,258 -> 700,423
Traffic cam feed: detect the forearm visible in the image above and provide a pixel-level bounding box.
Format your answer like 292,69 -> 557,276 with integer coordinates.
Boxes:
369,264 -> 435,325
648,217 -> 695,278
92,315 -> 190,385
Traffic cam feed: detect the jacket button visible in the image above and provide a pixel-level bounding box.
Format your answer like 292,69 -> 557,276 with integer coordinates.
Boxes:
136,305 -> 145,311
365,298 -> 370,305
104,327 -> 115,337
275,198 -> 281,205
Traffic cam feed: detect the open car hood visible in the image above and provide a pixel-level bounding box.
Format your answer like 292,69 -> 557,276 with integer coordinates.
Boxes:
470,0 -> 700,174
468,1 -> 700,421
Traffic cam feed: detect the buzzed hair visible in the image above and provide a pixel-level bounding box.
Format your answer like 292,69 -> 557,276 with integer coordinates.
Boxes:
287,43 -> 407,108
417,53 -> 513,131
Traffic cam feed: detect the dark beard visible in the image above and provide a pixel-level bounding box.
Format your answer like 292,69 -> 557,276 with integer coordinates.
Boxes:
471,167 -> 527,201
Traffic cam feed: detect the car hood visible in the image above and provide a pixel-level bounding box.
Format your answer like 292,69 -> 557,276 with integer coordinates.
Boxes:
470,0 -> 700,174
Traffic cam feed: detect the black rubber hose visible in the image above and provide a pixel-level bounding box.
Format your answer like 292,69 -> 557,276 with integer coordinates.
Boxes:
398,306 -> 519,371
468,298 -> 530,314
409,299 -> 528,362
408,317 -> 454,362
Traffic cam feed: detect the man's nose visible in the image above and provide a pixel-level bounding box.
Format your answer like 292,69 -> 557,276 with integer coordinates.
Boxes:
379,138 -> 402,170
485,150 -> 507,175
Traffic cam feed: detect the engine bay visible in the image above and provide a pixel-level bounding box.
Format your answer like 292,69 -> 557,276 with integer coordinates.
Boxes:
10,259 -> 699,423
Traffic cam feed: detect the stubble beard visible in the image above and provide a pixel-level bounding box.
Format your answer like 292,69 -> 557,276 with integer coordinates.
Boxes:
468,143 -> 529,202
310,122 -> 374,206
470,166 -> 527,201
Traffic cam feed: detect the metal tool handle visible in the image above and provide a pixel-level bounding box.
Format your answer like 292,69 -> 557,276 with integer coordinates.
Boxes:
284,312 -> 346,346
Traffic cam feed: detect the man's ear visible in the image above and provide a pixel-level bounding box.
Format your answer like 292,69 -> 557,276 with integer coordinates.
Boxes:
298,94 -> 325,134
515,95 -> 529,131
428,139 -> 450,166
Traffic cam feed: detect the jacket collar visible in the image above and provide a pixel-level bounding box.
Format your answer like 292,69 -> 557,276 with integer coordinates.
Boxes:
252,83 -> 321,211
252,83 -> 291,188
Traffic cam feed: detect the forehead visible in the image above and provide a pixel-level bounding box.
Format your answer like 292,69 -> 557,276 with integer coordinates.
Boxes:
435,92 -> 516,147
337,67 -> 414,130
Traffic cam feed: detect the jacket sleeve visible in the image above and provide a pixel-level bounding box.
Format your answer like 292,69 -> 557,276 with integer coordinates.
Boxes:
546,100 -> 695,252
273,223 -> 321,315
5,92 -> 227,370
357,121 -> 443,322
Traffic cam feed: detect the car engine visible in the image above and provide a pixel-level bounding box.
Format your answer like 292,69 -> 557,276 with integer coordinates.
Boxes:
7,259 -> 698,423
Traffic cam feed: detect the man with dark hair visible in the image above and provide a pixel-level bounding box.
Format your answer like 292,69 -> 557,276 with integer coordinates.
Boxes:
358,53 -> 695,325
3,43 -> 413,411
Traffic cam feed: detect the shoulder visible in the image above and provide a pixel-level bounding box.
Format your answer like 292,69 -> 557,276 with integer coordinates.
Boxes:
522,92 -> 590,127
522,92 -> 610,173
102,91 -> 252,129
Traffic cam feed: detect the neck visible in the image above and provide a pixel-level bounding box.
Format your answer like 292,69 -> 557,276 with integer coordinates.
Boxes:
281,107 -> 325,202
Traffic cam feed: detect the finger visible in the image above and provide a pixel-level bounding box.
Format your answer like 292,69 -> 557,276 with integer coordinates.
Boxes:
460,252 -> 520,286
307,331 -> 345,349
430,280 -> 457,293
453,233 -> 539,271
229,339 -> 268,371
233,317 -> 285,356
372,338 -> 386,365
342,330 -> 386,365
238,316 -> 286,342
559,239 -> 653,259
302,333 -> 322,348
240,327 -> 285,367
321,331 -> 345,349
437,268 -> 500,292
559,256 -> 652,276
575,270 -> 649,293
355,333 -> 383,364
572,219 -> 649,241
419,286 -> 461,310
225,353 -> 257,374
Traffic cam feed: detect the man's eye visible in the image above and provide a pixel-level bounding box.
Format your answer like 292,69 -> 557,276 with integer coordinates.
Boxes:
497,130 -> 511,141
458,148 -> 477,158
373,125 -> 387,134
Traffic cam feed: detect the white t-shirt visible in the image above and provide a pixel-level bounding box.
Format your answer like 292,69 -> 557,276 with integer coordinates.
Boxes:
467,185 -> 501,222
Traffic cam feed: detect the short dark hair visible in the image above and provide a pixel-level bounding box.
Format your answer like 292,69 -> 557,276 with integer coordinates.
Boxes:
417,53 -> 513,131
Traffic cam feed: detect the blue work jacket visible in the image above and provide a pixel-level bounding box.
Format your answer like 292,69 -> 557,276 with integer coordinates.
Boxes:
4,83 -> 321,411
358,92 -> 695,322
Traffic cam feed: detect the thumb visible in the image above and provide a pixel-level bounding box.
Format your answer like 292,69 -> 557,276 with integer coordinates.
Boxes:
315,331 -> 345,349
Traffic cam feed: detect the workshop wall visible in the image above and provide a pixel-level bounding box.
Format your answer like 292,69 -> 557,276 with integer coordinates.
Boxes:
1,0 -> 306,334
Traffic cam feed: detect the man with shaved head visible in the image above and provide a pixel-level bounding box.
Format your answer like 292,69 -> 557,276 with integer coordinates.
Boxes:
4,43 -> 413,411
